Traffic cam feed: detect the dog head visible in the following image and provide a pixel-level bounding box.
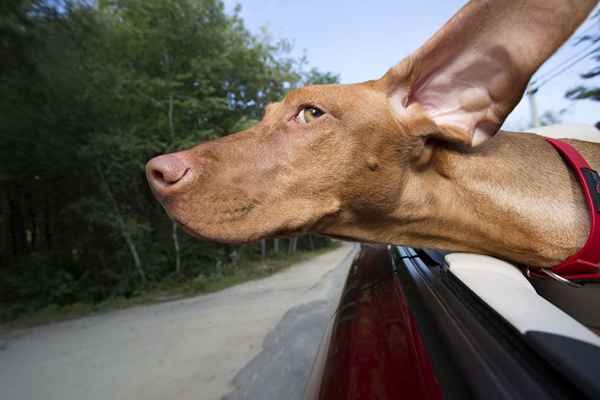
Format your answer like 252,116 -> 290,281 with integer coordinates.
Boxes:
147,0 -> 587,244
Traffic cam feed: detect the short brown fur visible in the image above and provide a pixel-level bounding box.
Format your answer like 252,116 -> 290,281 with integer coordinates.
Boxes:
147,0 -> 599,268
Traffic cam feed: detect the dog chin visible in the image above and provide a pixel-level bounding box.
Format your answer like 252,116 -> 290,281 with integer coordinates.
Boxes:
172,215 -> 275,245
168,200 -> 335,244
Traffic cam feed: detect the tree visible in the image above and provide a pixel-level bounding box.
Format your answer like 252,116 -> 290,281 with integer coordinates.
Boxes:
84,0 -> 313,275
303,68 -> 340,85
566,10 -> 600,102
540,109 -> 567,126
0,0 -> 340,317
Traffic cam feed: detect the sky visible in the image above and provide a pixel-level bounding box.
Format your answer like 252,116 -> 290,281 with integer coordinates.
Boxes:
223,0 -> 599,130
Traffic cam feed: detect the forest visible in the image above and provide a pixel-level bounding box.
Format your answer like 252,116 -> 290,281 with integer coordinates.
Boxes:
2,1 -> 598,322
0,0 -> 340,321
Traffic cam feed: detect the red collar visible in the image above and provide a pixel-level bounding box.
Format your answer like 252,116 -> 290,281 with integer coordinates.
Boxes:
545,137 -> 600,281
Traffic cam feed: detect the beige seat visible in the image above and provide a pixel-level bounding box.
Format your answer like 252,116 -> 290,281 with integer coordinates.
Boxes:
445,124 -> 600,338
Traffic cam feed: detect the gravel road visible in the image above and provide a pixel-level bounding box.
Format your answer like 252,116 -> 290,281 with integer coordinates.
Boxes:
0,242 -> 357,400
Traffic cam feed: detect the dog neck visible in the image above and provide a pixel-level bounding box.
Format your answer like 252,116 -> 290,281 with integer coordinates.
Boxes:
402,131 -> 593,266
333,132 -> 594,267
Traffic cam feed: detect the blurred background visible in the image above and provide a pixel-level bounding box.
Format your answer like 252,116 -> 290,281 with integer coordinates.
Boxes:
0,0 -> 598,323
0,0 -> 341,323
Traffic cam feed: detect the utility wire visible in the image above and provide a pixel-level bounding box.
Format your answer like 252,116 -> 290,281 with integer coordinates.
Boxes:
529,17 -> 598,88
529,47 -> 597,92
531,40 -> 597,84
575,20 -> 599,38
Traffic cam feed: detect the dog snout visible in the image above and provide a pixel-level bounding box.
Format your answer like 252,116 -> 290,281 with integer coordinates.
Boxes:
146,154 -> 191,196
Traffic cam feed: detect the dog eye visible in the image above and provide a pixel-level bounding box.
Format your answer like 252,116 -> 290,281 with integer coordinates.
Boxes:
296,106 -> 324,124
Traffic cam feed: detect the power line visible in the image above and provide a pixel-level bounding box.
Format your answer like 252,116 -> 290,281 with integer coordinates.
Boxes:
529,16 -> 598,86
529,47 -> 597,92
531,40 -> 597,84
576,18 -> 599,38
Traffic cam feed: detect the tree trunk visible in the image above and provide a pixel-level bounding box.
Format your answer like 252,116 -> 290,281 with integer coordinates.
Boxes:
25,187 -> 36,251
274,238 -> 280,254
168,93 -> 175,144
44,184 -> 53,250
172,220 -> 181,275
7,184 -> 26,256
0,186 -> 8,266
288,237 -> 298,255
97,165 -> 147,283
167,92 -> 183,274
124,234 -> 144,282
216,259 -> 223,276
261,239 -> 267,258
308,234 -> 315,250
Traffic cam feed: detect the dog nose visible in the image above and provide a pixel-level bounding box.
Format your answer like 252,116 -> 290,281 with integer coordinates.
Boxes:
146,154 -> 190,193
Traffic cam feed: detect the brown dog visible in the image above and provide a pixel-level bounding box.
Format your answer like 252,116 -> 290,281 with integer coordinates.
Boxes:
147,0 -> 599,268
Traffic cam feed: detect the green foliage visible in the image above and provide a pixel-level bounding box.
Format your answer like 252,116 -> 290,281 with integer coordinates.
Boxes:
566,10 -> 600,102
539,109 -> 566,126
2,243 -> 339,326
303,68 -> 341,85
0,0 -> 339,321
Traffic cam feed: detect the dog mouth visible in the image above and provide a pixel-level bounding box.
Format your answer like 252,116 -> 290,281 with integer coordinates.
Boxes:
172,213 -> 258,244
164,192 -> 341,245
167,201 -> 261,244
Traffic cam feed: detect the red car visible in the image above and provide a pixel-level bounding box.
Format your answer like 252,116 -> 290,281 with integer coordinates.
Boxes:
304,244 -> 600,400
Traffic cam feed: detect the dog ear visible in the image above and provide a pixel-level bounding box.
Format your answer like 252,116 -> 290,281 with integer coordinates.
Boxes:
384,0 -> 595,147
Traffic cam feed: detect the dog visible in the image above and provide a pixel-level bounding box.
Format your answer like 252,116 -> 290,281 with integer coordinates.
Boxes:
146,0 -> 599,269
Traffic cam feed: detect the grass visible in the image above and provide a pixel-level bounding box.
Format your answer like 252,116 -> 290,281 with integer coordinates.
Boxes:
1,243 -> 340,331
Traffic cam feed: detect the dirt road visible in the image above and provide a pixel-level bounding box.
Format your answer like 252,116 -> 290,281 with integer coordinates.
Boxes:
0,242 -> 357,400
